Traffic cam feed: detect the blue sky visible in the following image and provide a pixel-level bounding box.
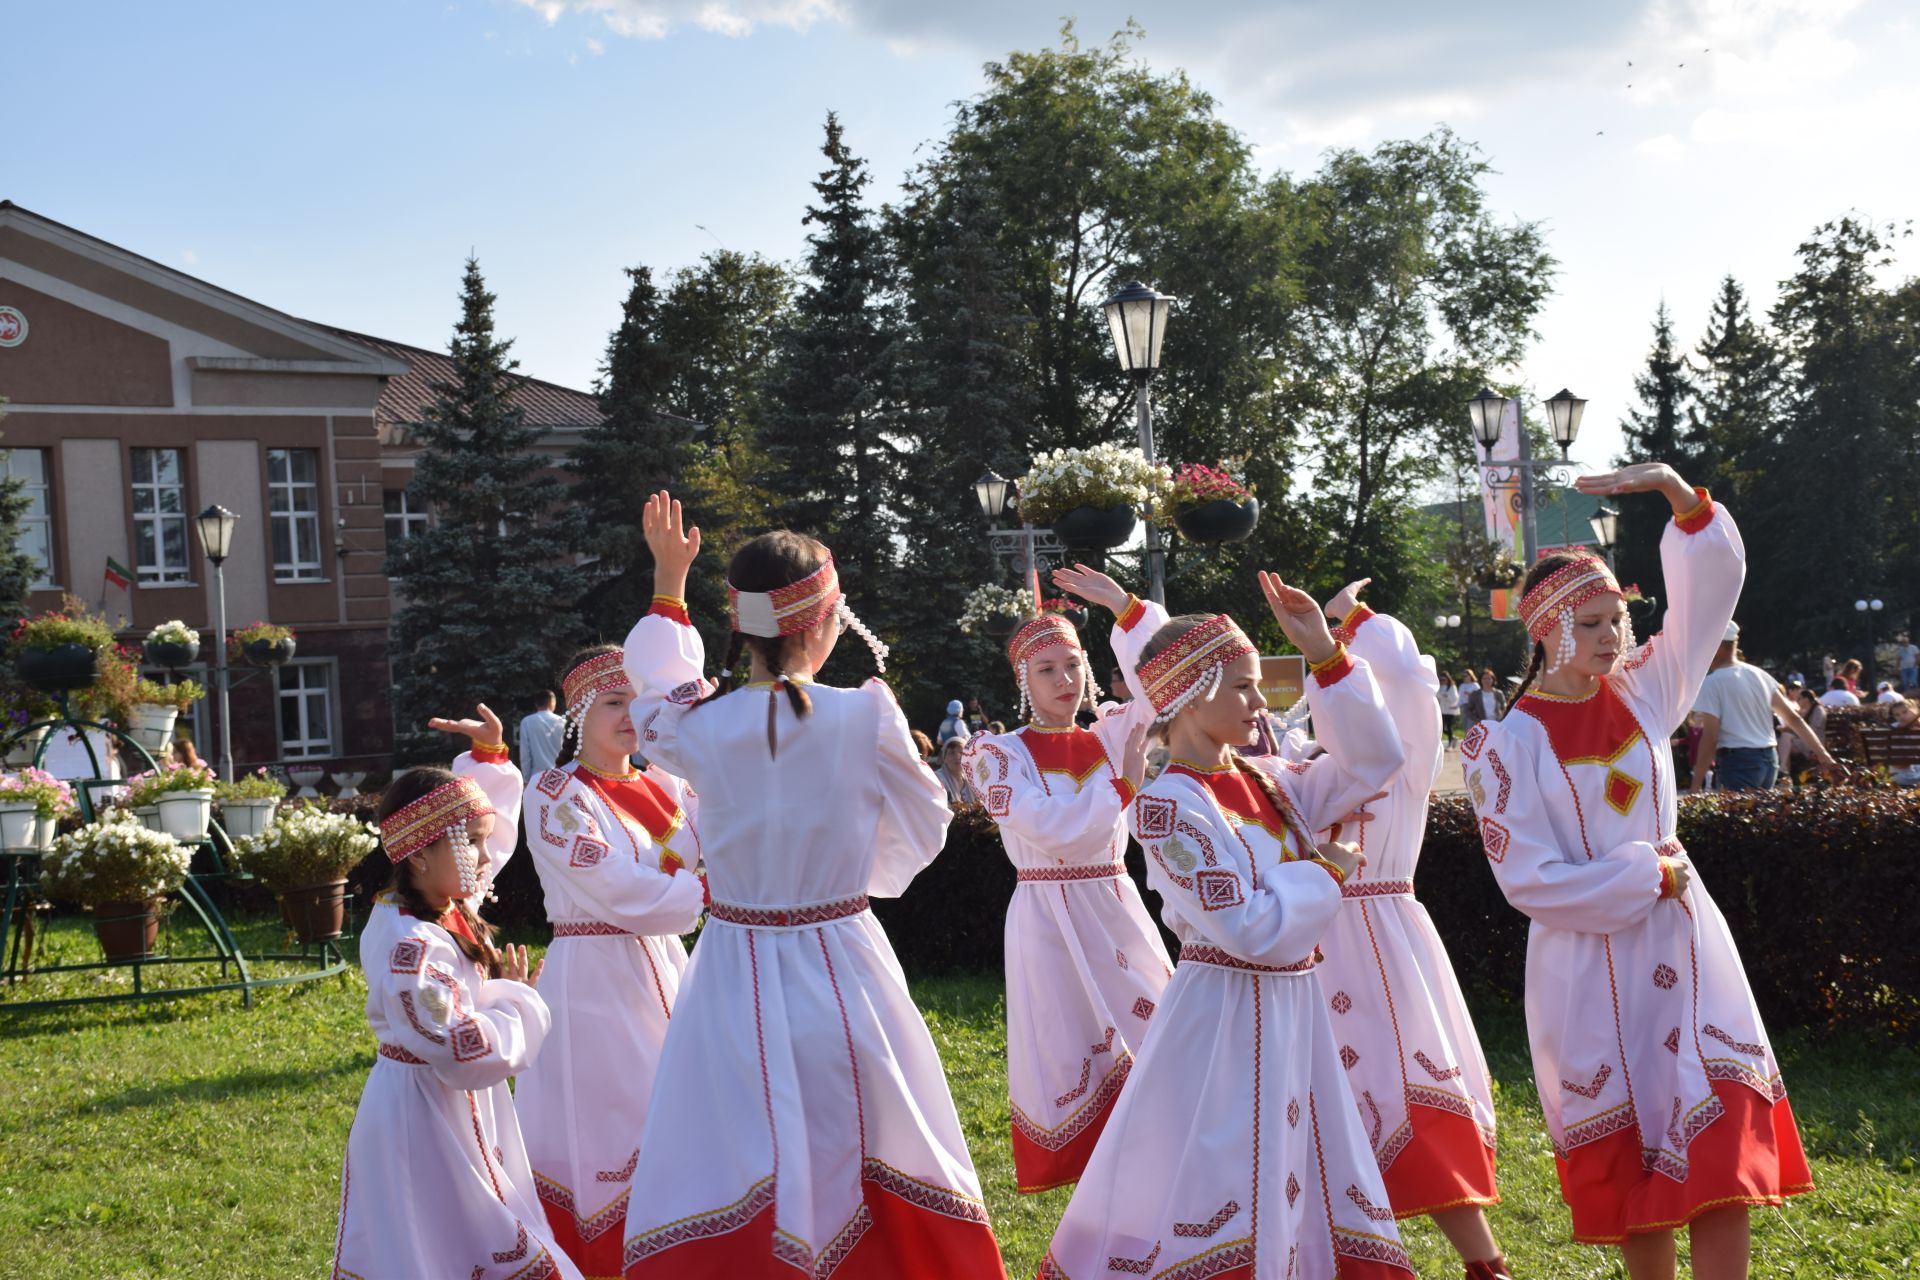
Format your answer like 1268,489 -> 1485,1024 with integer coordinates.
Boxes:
7,0 -> 1917,472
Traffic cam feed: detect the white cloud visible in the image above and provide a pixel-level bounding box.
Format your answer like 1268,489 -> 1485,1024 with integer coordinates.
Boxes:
515,0 -> 841,39
1635,132 -> 1686,160
586,35 -> 604,53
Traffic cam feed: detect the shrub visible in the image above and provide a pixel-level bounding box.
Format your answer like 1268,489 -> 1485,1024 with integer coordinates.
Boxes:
131,677 -> 206,711
8,598 -> 117,654
214,769 -> 287,803
41,810 -> 193,906
235,802 -> 380,890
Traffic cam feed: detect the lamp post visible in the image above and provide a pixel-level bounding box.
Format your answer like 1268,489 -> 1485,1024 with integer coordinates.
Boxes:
1103,281 -> 1174,606
196,504 -> 239,783
1466,386 -> 1587,567
1589,504 -> 1620,572
1855,597 -> 1885,685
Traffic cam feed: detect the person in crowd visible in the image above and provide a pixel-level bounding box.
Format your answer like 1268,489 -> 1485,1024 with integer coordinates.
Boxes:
1691,622 -> 1837,793
1107,667 -> 1131,703
1838,658 -> 1863,693
1894,697 -> 1920,730
1821,654 -> 1837,686
512,646 -> 708,1277
963,566 -> 1171,1195
1457,669 -> 1483,734
969,696 -> 991,732
1464,464 -> 1809,1277
517,689 -> 568,779
986,720 -> 1007,735
334,708 -> 581,1280
1315,580 -> 1510,1277
1041,570 -> 1416,1280
910,728 -> 935,765
621,492 -> 1006,1277
938,736 -> 975,805
1437,669 -> 1462,742
1875,681 -> 1905,706
1897,635 -> 1919,692
1819,678 -> 1861,708
1476,668 -> 1503,721
1778,685 -> 1829,780
937,699 -> 971,745
170,737 -> 203,770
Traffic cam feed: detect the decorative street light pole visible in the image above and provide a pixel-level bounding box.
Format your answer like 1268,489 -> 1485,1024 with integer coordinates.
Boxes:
974,468 -> 1066,586
1589,504 -> 1620,572
1466,386 -> 1588,567
1103,281 -> 1174,606
1855,597 -> 1885,685
195,504 -> 239,783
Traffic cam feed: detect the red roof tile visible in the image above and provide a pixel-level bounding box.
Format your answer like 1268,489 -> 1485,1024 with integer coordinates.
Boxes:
321,326 -> 604,429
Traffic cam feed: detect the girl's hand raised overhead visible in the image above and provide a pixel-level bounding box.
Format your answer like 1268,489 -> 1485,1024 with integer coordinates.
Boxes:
1574,463 -> 1697,514
428,704 -> 505,751
1324,578 -> 1372,626
1258,571 -> 1338,664
642,490 -> 701,599
1051,563 -> 1130,615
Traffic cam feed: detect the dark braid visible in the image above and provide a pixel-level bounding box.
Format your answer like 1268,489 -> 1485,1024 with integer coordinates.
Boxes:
1231,755 -> 1316,858
687,531 -> 824,752
1505,642 -> 1548,717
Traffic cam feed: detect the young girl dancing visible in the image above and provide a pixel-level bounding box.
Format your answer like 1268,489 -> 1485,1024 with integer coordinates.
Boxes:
1041,572 -> 1415,1280
1313,581 -> 1508,1279
514,645 -> 708,1279
618,492 -> 1007,1278
334,706 -> 582,1280
961,566 -> 1168,1193
1464,465 -> 1809,1279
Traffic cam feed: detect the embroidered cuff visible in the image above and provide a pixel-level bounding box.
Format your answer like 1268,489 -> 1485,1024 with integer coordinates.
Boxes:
1110,777 -> 1138,806
1309,856 -> 1348,886
1116,595 -> 1148,632
1330,604 -> 1375,647
469,740 -> 510,764
650,594 -> 692,626
1657,859 -> 1680,900
1674,487 -> 1715,535
1309,644 -> 1354,688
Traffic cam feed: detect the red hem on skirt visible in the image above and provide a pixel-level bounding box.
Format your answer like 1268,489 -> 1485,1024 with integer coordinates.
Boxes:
1011,1075 -> 1126,1195
1036,1244 -> 1408,1279
541,1197 -> 624,1279
1553,1078 -> 1813,1245
625,1180 -> 1008,1279
1380,1098 -> 1500,1220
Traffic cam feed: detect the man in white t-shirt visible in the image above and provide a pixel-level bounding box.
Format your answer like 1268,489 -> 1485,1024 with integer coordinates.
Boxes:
1692,621 -> 1834,792
1875,681 -> 1905,705
516,690 -> 567,777
1818,679 -> 1861,708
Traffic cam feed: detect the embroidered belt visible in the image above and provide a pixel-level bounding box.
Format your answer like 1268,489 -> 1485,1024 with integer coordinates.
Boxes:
378,1043 -> 429,1065
1341,878 -> 1415,900
551,921 -> 638,938
708,894 -> 870,928
1017,861 -> 1126,883
1178,942 -> 1318,974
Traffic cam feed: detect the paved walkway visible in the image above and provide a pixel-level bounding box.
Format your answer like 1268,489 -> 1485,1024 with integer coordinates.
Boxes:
1433,742 -> 1469,796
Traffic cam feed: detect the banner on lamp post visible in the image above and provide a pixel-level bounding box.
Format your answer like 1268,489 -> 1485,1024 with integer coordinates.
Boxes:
1477,397 -> 1523,622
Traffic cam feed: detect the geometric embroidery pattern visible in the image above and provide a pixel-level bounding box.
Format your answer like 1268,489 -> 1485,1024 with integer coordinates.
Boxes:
1604,767 -> 1642,816
597,1149 -> 640,1184
1105,1241 -> 1159,1274
1664,1027 -> 1681,1054
397,990 -> 445,1044
569,836 -> 609,869
449,1016 -> 491,1063
1561,1063 -> 1612,1099
987,785 -> 1012,818
1173,1201 -> 1240,1238
536,768 -> 570,800
492,1222 -> 530,1263
1653,964 -> 1678,990
1345,1184 -> 1394,1222
1132,996 -> 1156,1021
1286,1172 -> 1301,1208
624,1176 -> 776,1265
537,805 -> 568,848
1704,1024 -> 1765,1056
1287,1097 -> 1300,1128
1054,1058 -> 1092,1108
1330,991 -> 1353,1015
1194,868 -> 1245,912
1134,795 -> 1177,840
389,939 -> 425,975
1340,1045 -> 1360,1070
860,1158 -> 992,1224
1487,749 -> 1513,814
1478,817 -> 1511,863
1414,1050 -> 1462,1081
1461,722 -> 1489,761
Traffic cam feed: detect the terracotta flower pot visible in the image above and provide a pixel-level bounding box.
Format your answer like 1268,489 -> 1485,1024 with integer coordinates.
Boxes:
94,898 -> 161,962
282,880 -> 348,943
1049,504 -> 1138,550
1173,497 -> 1260,544
16,643 -> 99,693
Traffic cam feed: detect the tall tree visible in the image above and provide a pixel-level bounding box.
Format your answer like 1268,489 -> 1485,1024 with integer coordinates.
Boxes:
387,258 -> 585,762
0,402 -> 41,622
763,113 -> 905,661
1688,275 -> 1784,510
1613,300 -> 1700,616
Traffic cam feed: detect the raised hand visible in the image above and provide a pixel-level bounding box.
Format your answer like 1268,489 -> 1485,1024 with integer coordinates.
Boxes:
428,703 -> 505,751
1574,463 -> 1697,513
1324,578 -> 1372,625
499,943 -> 532,984
643,490 -> 702,598
1118,720 -> 1151,790
1258,570 -> 1338,664
1051,563 -> 1130,614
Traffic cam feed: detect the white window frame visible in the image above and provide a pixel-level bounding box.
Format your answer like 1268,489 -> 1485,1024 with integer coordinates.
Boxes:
4,448 -> 56,588
267,447 -> 325,583
275,659 -> 338,761
383,487 -> 429,545
130,447 -> 192,586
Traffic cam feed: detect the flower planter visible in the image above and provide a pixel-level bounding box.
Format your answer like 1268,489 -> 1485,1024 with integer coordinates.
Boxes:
243,637 -> 297,667
1474,563 -> 1523,592
282,879 -> 348,944
1059,606 -> 1090,629
1049,504 -> 1138,550
127,704 -> 180,755
1173,497 -> 1261,544
331,770 -> 366,800
35,814 -> 57,851
288,767 -> 326,799
220,797 -> 280,840
0,801 -> 38,850
155,789 -> 214,842
134,805 -> 163,832
16,643 -> 100,693
94,898 -> 161,962
145,639 -> 200,670
982,614 -> 1023,639
3,726 -> 48,767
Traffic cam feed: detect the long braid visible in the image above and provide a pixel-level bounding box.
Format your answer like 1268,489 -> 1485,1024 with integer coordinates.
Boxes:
1231,755 -> 1315,861
387,862 -> 501,976
1505,642 -> 1547,716
692,633 -> 749,710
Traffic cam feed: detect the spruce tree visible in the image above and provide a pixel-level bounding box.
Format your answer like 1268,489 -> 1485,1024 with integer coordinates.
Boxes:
387,258 -> 585,762
763,113 -> 904,664
1614,301 -> 1700,626
0,403 -> 40,622
1689,275 -> 1783,509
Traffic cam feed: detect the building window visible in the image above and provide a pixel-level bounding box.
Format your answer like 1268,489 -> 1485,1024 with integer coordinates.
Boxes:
4,449 -> 55,587
383,488 -> 429,544
277,662 -> 335,760
268,448 -> 324,582
130,447 -> 191,585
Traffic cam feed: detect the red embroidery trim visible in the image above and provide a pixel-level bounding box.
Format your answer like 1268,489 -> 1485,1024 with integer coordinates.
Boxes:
707,894 -> 869,927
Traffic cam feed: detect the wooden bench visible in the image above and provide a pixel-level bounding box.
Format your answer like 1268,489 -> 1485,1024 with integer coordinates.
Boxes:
1853,725 -> 1920,772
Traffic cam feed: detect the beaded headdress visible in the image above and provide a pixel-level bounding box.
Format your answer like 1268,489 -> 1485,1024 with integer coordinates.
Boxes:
381,776 -> 494,865
562,650 -> 632,739
728,553 -> 888,673
1517,555 -> 1631,674
1005,614 -> 1102,723
1137,615 -> 1257,723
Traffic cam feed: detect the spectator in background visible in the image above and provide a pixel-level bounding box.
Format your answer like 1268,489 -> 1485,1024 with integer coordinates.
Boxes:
1108,668 -> 1131,703
1436,670 -> 1461,742
1778,685 -> 1827,779
910,729 -> 935,767
937,736 -> 973,805
1839,659 -> 1863,693
1898,635 -> 1919,691
1692,622 -> 1835,792
1819,678 -> 1861,708
1893,698 -> 1919,730
1456,669 -> 1483,733
1822,654 -> 1837,685
986,721 -> 1007,735
1476,667 -> 1503,722
1876,681 -> 1905,705
937,700 -> 971,745
516,689 -> 566,778
967,697 -> 990,733
171,737 -> 204,770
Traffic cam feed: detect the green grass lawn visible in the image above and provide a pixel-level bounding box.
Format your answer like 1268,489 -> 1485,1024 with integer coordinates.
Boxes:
2,915 -> 1917,1278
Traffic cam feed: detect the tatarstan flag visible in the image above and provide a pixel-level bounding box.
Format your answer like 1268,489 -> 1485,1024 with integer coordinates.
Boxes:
103,557 -> 131,591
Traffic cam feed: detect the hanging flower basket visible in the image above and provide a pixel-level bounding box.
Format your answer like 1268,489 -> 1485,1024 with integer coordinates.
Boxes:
1014,444 -> 1168,549
1474,559 -> 1524,591
1173,498 -> 1261,544
958,584 -> 1036,638
1040,598 -> 1091,630
232,622 -> 296,667
16,643 -> 100,693
1157,463 -> 1260,544
144,622 -> 202,670
1050,504 -> 1139,550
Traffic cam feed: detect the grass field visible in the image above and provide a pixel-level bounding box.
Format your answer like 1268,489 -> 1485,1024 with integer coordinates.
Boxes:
2,914 -> 1917,1278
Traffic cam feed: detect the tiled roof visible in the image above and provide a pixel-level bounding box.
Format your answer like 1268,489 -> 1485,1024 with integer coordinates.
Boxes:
321,326 -> 604,429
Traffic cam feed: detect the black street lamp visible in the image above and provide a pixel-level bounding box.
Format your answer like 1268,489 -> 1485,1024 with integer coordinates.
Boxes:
1545,388 -> 1588,458
1465,386 -> 1584,570
196,504 -> 239,782
1589,504 -> 1620,570
974,470 -> 1012,525
1101,281 -> 1176,605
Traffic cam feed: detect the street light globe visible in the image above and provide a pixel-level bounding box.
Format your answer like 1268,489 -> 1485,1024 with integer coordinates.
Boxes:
973,470 -> 1011,522
1101,281 -> 1174,377
196,504 -> 239,565
1856,599 -> 1869,612
1545,389 -> 1587,455
1465,388 -> 1509,451
1448,614 -> 1462,628
1872,599 -> 1885,611
1434,614 -> 1447,627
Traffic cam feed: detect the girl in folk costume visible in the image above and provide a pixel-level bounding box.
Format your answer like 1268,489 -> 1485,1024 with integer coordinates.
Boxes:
1310,580 -> 1509,1280
1042,574 -> 1416,1280
618,492 -> 1007,1279
961,565 -> 1169,1194
335,706 -> 583,1280
514,645 -> 708,1279
1462,464 -> 1810,1279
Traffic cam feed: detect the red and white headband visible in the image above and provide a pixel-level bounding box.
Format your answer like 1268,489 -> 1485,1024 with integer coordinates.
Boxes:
381,777 -> 494,864
1004,614 -> 1099,722
728,554 -> 889,672
1517,556 -> 1621,642
563,651 -> 632,736
1137,615 -> 1257,722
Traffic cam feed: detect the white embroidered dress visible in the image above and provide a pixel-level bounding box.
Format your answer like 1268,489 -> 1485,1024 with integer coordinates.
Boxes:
334,753 -> 581,1280
1041,651 -> 1416,1280
963,597 -> 1173,1193
1313,605 -> 1499,1216
515,761 -> 706,1277
616,606 -> 1008,1279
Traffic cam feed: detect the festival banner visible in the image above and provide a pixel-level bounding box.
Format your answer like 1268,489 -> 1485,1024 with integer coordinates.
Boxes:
1258,655 -> 1306,710
1477,396 -> 1524,621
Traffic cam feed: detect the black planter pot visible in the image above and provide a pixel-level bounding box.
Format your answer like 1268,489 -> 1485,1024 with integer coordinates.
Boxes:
16,643 -> 100,693
244,637 -> 297,667
982,614 -> 1023,639
145,639 -> 200,670
1173,498 -> 1261,544
1059,606 -> 1090,630
1049,504 -> 1137,550
1474,564 -> 1523,592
